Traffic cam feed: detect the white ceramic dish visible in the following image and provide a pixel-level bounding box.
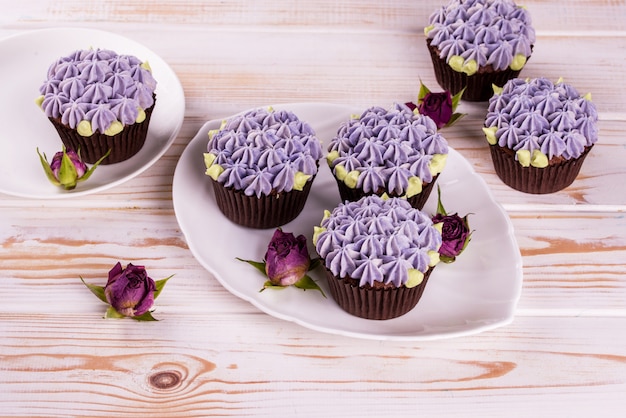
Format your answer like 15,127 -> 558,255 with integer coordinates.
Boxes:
0,28 -> 185,198
173,103 -> 523,341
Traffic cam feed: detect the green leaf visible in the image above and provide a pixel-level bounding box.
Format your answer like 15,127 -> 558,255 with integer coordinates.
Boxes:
153,274 -> 174,300
417,79 -> 431,103
260,280 -> 288,292
132,311 -> 159,321
293,275 -> 327,298
445,112 -> 466,128
80,148 -> 111,182
439,255 -> 456,264
236,257 -> 267,275
308,257 -> 323,271
451,86 -> 466,111
58,149 -> 79,189
36,148 -> 60,186
80,277 -> 108,304
104,306 -> 126,319
436,185 -> 447,216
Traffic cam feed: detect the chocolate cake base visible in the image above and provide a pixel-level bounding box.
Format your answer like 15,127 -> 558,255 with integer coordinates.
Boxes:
334,175 -> 438,210
324,267 -> 434,320
489,145 -> 593,194
426,40 -> 529,102
48,97 -> 156,165
211,177 -> 315,229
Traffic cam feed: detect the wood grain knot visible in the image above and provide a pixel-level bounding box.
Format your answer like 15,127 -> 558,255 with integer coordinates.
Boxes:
148,370 -> 182,391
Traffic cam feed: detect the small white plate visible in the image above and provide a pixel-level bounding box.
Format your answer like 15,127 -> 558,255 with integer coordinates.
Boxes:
0,28 -> 185,198
173,103 -> 523,341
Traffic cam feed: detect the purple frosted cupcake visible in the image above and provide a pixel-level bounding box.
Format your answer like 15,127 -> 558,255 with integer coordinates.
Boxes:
36,48 -> 157,164
483,77 -> 599,193
326,103 -> 448,210
204,107 -> 323,229
425,0 -> 535,101
313,195 -> 443,320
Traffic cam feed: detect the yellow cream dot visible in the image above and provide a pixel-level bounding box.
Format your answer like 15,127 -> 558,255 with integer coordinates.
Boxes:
449,56 -> 465,73
405,269 -> 424,288
293,171 -> 311,191
429,154 -> 448,176
428,250 -> 441,267
35,95 -> 44,108
334,164 -> 348,181
510,54 -> 527,71
204,153 -> 217,169
326,150 -> 340,164
530,149 -> 549,168
482,126 -> 498,145
462,59 -> 478,76
516,149 -> 531,167
135,108 -> 146,123
344,170 -> 360,189
77,120 -> 93,137
104,120 -> 124,136
205,164 -> 224,180
312,226 -> 326,246
406,176 -> 423,198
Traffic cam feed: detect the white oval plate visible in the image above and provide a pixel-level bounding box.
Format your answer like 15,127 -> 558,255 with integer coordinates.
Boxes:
0,28 -> 185,198
173,103 -> 523,341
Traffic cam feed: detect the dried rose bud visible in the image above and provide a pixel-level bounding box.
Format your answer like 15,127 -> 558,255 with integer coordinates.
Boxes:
432,213 -> 471,261
37,147 -> 109,190
418,91 -> 454,129
406,81 -> 465,129
432,186 -> 472,263
264,229 -> 311,287
104,262 -> 156,317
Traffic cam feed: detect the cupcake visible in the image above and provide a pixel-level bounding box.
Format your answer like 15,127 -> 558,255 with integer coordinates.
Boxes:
326,103 -> 448,210
424,0 -> 535,101
313,195 -> 442,320
204,107 -> 323,229
36,48 -> 157,165
483,77 -> 599,194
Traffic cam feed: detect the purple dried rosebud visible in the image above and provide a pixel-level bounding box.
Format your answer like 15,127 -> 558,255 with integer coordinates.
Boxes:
418,91 -> 454,129
407,80 -> 465,128
432,185 -> 472,263
104,262 -> 156,317
432,213 -> 471,261
52,149 -> 87,179
37,147 -> 110,190
264,228 -> 311,287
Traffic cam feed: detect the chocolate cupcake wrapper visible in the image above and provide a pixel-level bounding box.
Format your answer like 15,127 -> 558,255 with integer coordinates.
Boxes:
324,267 -> 434,320
426,41 -> 526,102
334,175 -> 438,210
489,145 -> 593,194
48,98 -> 156,165
211,177 -> 315,229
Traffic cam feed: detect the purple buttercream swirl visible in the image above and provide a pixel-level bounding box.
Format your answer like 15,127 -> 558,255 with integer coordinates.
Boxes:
207,108 -> 323,197
328,103 -> 448,194
427,0 -> 535,70
485,77 -> 599,160
38,48 -> 157,134
315,195 -> 442,287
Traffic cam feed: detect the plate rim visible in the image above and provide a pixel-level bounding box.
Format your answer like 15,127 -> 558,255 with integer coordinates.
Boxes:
0,27 -> 185,199
173,102 -> 523,341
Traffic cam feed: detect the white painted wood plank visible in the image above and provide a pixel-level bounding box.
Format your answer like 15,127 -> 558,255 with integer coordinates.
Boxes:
2,208 -> 625,314
2,0 -> 625,33
1,314 -> 625,417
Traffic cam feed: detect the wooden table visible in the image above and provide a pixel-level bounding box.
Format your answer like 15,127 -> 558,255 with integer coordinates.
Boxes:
1,1 -> 625,416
